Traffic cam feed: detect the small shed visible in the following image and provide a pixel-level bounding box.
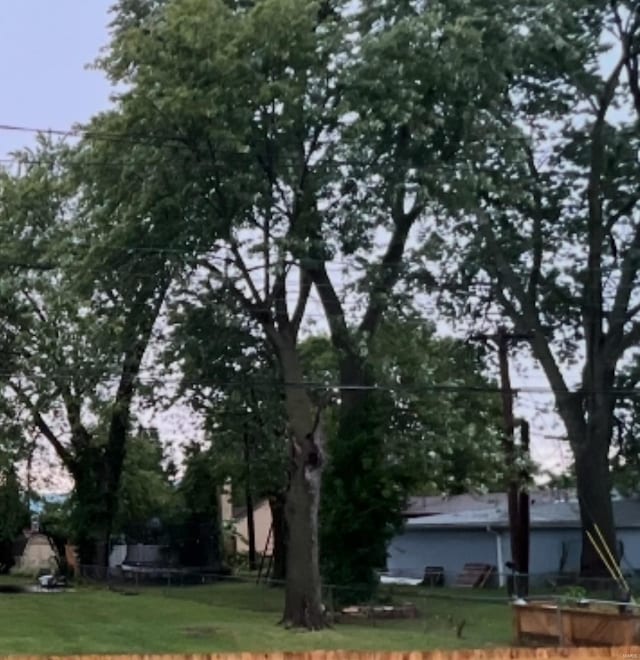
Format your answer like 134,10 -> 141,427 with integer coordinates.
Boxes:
386,498 -> 640,586
12,532 -> 59,575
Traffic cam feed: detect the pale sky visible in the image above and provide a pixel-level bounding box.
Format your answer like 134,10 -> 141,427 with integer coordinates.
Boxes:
0,1 -> 113,160
0,1 -> 571,486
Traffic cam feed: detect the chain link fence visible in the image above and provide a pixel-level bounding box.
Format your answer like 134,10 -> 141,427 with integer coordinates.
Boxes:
70,564 -> 640,625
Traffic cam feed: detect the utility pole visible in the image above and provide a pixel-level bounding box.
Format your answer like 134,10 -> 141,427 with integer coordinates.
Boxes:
518,419 -> 530,596
473,327 -> 532,596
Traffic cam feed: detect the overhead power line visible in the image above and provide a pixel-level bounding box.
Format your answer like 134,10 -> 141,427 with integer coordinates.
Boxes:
2,370 -> 640,398
0,121 -> 571,149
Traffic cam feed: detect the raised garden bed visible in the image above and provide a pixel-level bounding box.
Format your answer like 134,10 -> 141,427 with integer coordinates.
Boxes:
513,600 -> 640,646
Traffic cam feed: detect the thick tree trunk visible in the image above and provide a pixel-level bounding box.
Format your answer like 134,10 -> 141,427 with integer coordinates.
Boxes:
573,426 -> 618,577
532,334 -> 619,579
269,493 -> 287,582
276,338 -> 325,629
282,445 -> 324,628
554,388 -> 618,578
71,451 -> 111,572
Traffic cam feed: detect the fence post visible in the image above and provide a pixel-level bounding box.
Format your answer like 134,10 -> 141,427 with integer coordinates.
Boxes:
555,599 -> 565,647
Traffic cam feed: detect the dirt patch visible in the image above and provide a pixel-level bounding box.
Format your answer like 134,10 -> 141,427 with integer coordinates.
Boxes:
0,585 -> 26,594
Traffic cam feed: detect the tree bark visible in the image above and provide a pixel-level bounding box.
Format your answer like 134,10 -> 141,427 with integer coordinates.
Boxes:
275,337 -> 325,629
244,429 -> 257,571
574,437 -> 617,576
536,364 -> 618,577
269,493 -> 287,582
246,488 -> 257,571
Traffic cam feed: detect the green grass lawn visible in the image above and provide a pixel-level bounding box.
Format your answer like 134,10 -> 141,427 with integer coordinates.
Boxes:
0,580 -> 512,654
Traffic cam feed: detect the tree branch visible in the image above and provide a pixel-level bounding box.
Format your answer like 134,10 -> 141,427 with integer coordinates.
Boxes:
476,207 -> 572,400
291,269 -> 312,338
60,385 -> 91,450
606,219 -> 640,353
523,144 -> 544,306
22,291 -> 48,325
612,1 -> 640,118
230,240 -> 264,307
9,381 -> 73,469
304,260 -> 354,359
359,201 -> 422,338
270,260 -> 290,331
200,258 -> 274,330
582,48 -> 626,386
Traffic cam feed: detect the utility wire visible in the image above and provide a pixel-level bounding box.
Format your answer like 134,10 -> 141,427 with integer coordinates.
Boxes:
3,371 -> 640,397
0,121 -> 576,150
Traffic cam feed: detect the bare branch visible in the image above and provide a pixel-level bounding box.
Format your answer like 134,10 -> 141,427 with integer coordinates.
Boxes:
612,2 -> 640,120
9,381 -> 73,469
359,201 -> 422,338
304,260 -> 353,358
271,259 -> 290,331
22,291 -> 48,325
230,240 -> 264,306
476,207 -> 571,399
606,220 -> 640,352
523,143 -> 545,306
291,269 -> 312,338
200,258 -> 272,327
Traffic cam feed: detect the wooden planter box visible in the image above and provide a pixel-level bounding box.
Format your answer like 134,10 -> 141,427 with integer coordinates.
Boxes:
513,601 -> 640,646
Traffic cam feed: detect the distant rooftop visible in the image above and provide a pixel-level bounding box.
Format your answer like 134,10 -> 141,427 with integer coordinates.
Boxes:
404,490 -> 574,518
405,498 -> 640,530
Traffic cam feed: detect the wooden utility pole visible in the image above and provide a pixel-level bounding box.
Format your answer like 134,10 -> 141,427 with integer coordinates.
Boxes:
518,419 -> 530,596
474,327 -> 532,596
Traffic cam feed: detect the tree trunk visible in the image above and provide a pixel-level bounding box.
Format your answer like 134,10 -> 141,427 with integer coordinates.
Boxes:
269,493 -> 287,582
532,339 -> 619,579
244,430 -> 257,571
282,447 -> 324,628
71,450 -> 111,571
573,427 -> 618,577
246,488 -> 257,571
276,338 -> 325,629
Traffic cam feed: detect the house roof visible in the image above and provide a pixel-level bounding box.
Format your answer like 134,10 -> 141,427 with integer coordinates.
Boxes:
403,490 -> 573,518
406,498 -> 640,530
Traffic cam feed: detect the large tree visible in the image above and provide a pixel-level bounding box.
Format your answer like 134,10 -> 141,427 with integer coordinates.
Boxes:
295,0 -> 525,593
90,0 -> 348,627
90,0 -> 527,616
436,0 -> 640,574
0,142 -> 175,565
